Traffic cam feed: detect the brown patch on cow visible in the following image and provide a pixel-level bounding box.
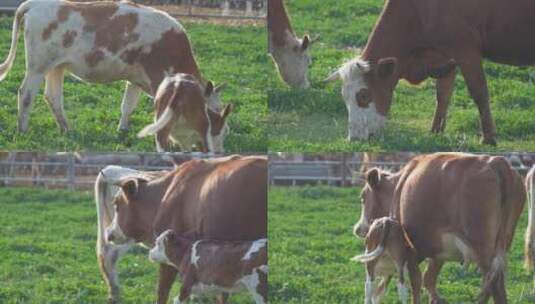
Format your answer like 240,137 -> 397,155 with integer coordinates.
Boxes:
134,29 -> 201,95
85,50 -> 105,67
62,30 -> 77,48
42,21 -> 59,41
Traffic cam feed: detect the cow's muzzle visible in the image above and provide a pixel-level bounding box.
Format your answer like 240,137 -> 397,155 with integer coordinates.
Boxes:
353,223 -> 369,238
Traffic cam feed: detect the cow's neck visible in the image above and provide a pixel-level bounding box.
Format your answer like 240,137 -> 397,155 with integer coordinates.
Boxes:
361,0 -> 420,63
268,0 -> 294,48
140,174 -> 176,243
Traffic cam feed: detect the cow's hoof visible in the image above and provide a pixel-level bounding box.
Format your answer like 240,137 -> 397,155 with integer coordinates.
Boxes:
481,137 -> 497,146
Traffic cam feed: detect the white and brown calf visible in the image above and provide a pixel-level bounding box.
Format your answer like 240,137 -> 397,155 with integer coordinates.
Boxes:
137,73 -> 232,153
149,230 -> 268,304
0,0 -> 223,133
352,217 -> 419,304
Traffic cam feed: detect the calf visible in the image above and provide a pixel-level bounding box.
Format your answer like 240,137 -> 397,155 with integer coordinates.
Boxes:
352,217 -> 419,304
0,0 -> 223,133
267,0 -> 316,88
149,230 -> 268,304
137,73 -> 232,153
526,165 -> 535,271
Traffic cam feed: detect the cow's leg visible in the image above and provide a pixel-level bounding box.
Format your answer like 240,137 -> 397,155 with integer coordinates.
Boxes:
118,82 -> 142,132
44,67 -> 69,132
423,259 -> 447,304
97,241 -> 132,304
157,263 -> 178,304
364,263 -> 376,304
215,293 -> 229,304
458,52 -> 496,145
17,71 -> 45,132
431,70 -> 456,133
373,276 -> 391,303
406,256 -> 421,304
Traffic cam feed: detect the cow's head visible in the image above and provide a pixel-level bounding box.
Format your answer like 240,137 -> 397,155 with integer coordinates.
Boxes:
149,229 -> 191,267
204,82 -> 232,153
106,177 -> 155,245
353,168 -> 396,238
325,52 -> 456,141
271,34 -> 318,89
204,81 -> 226,112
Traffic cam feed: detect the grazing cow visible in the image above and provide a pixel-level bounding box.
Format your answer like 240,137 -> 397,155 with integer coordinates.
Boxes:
526,165 -> 535,271
104,155 -> 267,304
325,0 -> 535,144
352,217 -> 419,304
268,0 -> 315,89
137,73 -> 232,153
149,230 -> 268,304
353,153 -> 525,303
0,0 -> 223,133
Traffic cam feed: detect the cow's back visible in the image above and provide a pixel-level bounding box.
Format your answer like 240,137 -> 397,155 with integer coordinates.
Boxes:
155,156 -> 267,241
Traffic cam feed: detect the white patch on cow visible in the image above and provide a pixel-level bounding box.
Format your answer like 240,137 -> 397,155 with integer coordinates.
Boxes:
526,166 -> 535,269
241,266 -> 267,304
336,58 -> 386,141
149,230 -> 176,267
364,272 -> 374,304
353,206 -> 370,238
191,240 -> 202,268
204,107 -> 215,152
242,239 -> 267,261
396,281 -> 409,304
438,233 -> 475,264
106,211 -> 129,245
269,29 -> 310,89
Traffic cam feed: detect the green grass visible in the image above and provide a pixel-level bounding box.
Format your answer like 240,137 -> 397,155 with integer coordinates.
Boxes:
269,186 -> 535,303
268,0 -> 535,152
0,187 -> 252,303
0,16 -> 270,152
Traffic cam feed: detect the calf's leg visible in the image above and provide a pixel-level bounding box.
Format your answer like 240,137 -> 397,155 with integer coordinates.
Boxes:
17,71 -> 44,132
431,71 -> 455,133
97,242 -> 132,304
118,82 -> 142,132
406,256 -> 421,304
44,67 -> 69,132
157,264 -> 178,304
373,276 -> 392,303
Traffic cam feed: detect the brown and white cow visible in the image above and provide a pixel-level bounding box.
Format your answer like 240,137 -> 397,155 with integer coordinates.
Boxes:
353,153 -> 526,303
325,0 -> 535,144
352,217 -> 419,304
0,0 -> 223,133
525,165 -> 535,271
149,230 -> 268,304
268,0 -> 315,89
104,155 -> 267,304
137,73 -> 232,153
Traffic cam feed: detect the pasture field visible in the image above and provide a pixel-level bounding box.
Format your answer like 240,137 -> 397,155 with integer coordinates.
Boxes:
0,15 -> 270,152
0,187 -> 252,303
268,0 -> 535,152
269,186 -> 535,303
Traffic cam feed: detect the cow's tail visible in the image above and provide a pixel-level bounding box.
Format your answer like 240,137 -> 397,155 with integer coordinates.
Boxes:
137,88 -> 179,138
95,170 -> 113,250
351,219 -> 391,263
0,1 -> 30,82
525,167 -> 535,271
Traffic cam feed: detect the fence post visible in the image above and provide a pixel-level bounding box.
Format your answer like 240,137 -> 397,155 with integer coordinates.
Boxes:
341,154 -> 347,187
67,153 -> 75,190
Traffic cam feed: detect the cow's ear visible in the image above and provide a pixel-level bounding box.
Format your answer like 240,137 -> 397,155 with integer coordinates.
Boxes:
205,81 -> 214,96
214,82 -> 226,94
116,178 -> 147,198
376,57 -> 397,78
301,35 -> 310,51
366,168 -> 381,188
428,59 -> 456,79
221,104 -> 233,120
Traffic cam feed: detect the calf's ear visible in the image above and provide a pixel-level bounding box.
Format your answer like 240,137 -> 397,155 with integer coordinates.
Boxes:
365,168 -> 381,188
205,81 -> 214,96
301,35 -> 310,51
221,104 -> 233,120
376,57 -> 397,79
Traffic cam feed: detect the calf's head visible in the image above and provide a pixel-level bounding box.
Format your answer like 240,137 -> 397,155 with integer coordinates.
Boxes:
206,99 -> 233,154
353,168 -> 396,238
149,229 -> 191,267
325,51 -> 455,141
271,34 -> 316,89
105,177 -> 155,245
